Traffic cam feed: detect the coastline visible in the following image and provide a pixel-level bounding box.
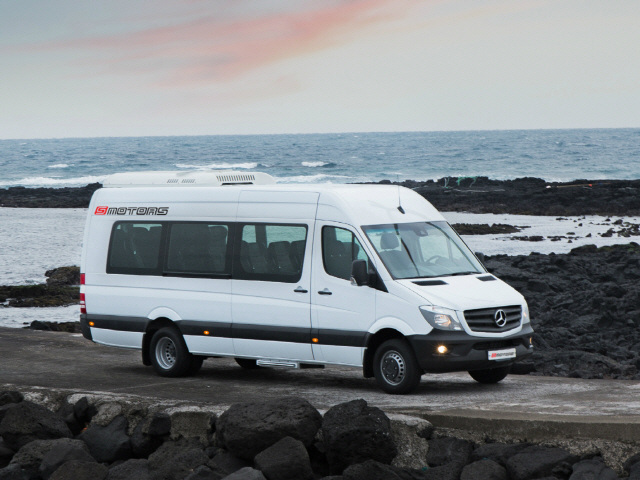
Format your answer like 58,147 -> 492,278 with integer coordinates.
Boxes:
1,177 -> 640,216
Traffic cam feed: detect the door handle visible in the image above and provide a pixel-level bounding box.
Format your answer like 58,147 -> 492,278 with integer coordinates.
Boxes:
318,289 -> 332,295
294,287 -> 308,293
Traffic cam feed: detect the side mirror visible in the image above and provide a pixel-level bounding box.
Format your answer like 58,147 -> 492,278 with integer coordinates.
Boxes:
475,252 -> 485,263
351,259 -> 369,286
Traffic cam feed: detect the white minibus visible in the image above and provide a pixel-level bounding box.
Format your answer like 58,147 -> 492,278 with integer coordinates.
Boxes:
80,171 -> 533,394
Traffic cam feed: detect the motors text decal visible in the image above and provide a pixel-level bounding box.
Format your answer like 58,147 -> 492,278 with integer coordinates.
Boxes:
94,206 -> 168,216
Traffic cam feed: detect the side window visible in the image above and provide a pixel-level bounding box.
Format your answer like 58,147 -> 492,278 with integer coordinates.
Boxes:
322,226 -> 370,281
165,223 -> 231,276
234,223 -> 308,283
107,222 -> 164,275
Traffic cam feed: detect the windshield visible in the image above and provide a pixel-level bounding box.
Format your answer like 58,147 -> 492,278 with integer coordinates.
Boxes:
362,221 -> 484,279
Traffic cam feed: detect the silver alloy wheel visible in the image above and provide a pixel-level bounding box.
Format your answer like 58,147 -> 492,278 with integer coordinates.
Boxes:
380,350 -> 406,385
156,337 -> 177,370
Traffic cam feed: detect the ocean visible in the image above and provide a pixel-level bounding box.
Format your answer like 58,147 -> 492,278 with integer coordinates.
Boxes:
1,129 -> 639,188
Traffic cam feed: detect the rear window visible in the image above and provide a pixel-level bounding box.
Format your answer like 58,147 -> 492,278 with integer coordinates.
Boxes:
107,222 -> 164,275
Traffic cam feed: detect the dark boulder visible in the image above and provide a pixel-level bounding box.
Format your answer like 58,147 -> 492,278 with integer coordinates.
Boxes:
341,460 -> 404,480
461,459 -> 508,480
148,440 -> 209,480
220,468 -> 267,480
44,267 -> 80,286
216,397 -> 321,461
0,394 -> 23,408
106,459 -> 151,480
72,398 -> 96,425
0,402 -> 71,451
322,399 -> 396,474
77,415 -> 132,464
208,452 -> 251,476
131,413 -> 171,458
183,465 -> 225,480
54,403 -> 83,437
506,446 -> 579,480
427,437 -> 473,467
624,453 -> 640,475
39,439 -> 94,480
8,439 -> 62,480
568,457 -> 617,480
0,464 -> 27,480
630,462 -> 640,480
48,460 -> 107,480
0,406 -> 17,425
471,442 -> 533,466
254,437 -> 313,480
0,439 -> 14,469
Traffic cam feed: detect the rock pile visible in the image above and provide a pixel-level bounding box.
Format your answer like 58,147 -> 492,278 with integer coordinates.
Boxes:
487,243 -> 640,379
0,392 -> 638,480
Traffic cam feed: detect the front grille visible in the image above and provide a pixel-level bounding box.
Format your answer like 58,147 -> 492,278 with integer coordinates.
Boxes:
472,339 -> 519,351
463,305 -> 521,333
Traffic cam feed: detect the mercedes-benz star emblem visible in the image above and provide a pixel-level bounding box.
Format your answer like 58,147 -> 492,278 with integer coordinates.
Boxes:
494,309 -> 507,327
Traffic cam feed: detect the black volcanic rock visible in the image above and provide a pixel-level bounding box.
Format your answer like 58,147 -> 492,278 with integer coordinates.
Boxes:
487,243 -> 640,380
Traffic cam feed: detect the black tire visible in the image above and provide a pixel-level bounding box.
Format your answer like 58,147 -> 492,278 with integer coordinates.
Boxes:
150,327 -> 196,377
373,339 -> 422,394
235,358 -> 259,370
469,365 -> 511,384
189,356 -> 205,375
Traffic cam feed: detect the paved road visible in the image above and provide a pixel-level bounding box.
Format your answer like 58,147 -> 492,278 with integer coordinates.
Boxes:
3,327 -> 640,419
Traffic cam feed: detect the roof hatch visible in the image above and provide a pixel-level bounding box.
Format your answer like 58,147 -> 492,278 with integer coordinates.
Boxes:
102,171 -> 276,188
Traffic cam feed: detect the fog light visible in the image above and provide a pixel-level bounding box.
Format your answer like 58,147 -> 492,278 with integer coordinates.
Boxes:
437,345 -> 448,354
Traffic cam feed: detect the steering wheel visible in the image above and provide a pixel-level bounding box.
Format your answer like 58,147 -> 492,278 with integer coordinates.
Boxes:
425,255 -> 447,264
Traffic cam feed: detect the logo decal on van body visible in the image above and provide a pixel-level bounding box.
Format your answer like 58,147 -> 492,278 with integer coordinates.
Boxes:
94,206 -> 168,216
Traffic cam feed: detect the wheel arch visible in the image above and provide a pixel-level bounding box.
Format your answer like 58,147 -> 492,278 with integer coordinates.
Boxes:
142,317 -> 181,366
362,328 -> 406,378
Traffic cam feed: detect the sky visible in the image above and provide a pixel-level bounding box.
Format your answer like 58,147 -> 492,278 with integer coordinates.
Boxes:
1,0 -> 639,139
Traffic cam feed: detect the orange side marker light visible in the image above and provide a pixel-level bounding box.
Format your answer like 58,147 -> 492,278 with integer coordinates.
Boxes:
312,338 -> 319,343
204,331 -> 210,336
88,321 -> 95,327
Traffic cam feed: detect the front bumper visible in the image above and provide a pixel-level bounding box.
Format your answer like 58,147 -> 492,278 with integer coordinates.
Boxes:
407,324 -> 534,373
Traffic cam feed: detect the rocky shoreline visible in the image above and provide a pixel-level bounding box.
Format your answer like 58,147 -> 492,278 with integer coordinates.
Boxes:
1,391 -> 639,480
2,178 -> 640,216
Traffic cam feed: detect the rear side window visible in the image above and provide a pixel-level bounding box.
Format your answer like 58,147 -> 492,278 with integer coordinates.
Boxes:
322,226 -> 370,281
165,223 -> 231,277
234,223 -> 308,283
107,222 -> 164,275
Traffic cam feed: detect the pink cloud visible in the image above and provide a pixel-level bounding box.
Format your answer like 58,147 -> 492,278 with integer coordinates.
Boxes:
14,0 -> 413,87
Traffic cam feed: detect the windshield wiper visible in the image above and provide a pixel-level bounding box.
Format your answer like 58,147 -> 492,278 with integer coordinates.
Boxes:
441,271 -> 480,277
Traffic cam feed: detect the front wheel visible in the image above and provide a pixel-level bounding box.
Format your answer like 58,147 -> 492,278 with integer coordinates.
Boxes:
150,327 -> 197,377
373,339 -> 422,394
469,365 -> 511,384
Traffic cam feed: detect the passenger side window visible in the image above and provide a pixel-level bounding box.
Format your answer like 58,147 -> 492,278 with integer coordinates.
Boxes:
322,226 -> 370,281
165,223 -> 231,276
107,222 -> 164,275
235,223 -> 308,283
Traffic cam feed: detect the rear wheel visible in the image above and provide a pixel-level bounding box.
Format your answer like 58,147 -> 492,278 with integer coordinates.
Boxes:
469,365 -> 511,384
235,358 -> 259,370
150,327 -> 196,377
373,339 -> 422,394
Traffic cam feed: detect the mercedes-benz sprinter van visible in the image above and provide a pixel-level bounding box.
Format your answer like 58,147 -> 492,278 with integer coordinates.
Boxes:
80,171 -> 534,394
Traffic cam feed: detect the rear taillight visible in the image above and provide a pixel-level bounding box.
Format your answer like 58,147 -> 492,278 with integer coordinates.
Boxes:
80,292 -> 86,314
80,273 -> 85,285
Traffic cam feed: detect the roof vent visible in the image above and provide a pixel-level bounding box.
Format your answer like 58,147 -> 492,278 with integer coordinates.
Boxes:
103,171 -> 276,188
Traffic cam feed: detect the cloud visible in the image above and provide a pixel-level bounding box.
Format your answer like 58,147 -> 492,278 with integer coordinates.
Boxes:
12,0 -> 411,87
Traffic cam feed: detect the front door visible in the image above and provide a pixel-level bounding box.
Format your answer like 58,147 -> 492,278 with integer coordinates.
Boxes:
311,222 -> 377,366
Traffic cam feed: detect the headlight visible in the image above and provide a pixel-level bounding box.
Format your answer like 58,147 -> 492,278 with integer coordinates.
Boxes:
522,302 -> 530,324
420,306 -> 463,331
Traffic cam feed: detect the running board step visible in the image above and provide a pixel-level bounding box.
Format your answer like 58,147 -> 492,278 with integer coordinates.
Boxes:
256,360 -> 300,369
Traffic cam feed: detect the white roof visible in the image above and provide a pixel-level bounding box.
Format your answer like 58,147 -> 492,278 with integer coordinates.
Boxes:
103,170 -> 276,187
